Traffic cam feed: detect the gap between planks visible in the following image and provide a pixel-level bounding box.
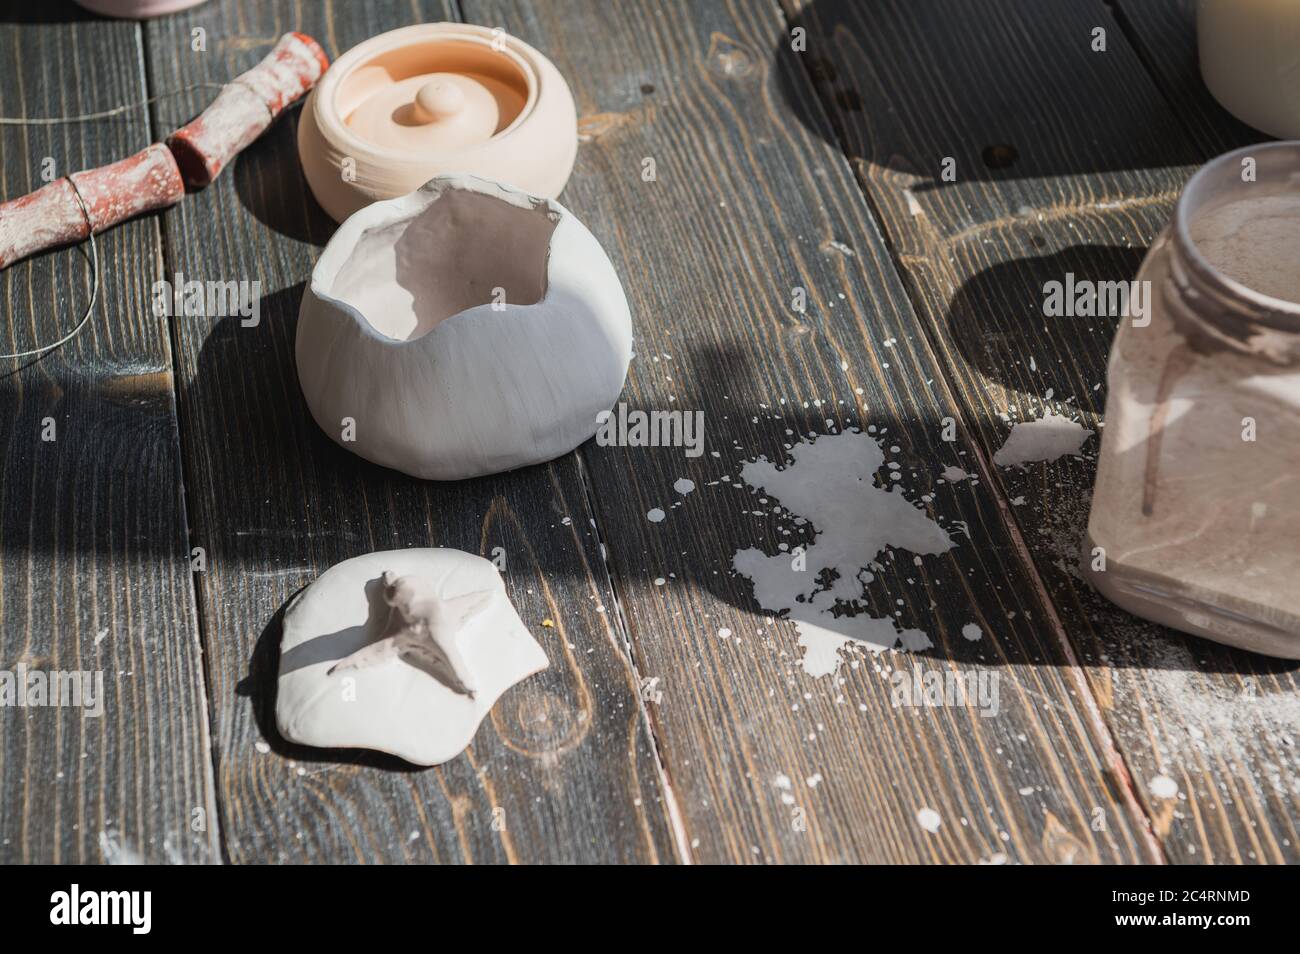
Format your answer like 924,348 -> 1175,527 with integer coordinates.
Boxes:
573,451 -> 694,863
133,16 -> 224,868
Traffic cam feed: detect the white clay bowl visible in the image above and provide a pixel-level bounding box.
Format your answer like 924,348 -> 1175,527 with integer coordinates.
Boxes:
296,173 -> 633,480
298,22 -> 578,222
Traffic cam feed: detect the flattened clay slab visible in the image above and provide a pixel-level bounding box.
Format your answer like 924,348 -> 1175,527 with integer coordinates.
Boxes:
275,548 -> 548,766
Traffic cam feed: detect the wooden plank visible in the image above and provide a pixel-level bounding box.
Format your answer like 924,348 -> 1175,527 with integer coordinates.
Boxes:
1112,0 -> 1265,156
0,10 -> 218,863
790,0 -> 1300,862
144,0 -> 679,863
463,0 -> 1162,862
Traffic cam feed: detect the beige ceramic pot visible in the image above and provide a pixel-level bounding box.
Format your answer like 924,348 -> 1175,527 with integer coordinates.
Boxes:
1198,0 -> 1300,139
297,23 -> 578,222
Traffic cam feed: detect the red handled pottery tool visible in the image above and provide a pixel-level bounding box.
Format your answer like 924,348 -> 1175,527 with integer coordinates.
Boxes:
0,32 -> 329,359
0,32 -> 328,270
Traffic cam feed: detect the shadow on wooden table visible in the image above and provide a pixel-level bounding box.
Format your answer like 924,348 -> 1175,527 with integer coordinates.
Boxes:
945,243 -> 1148,398
232,106 -> 335,248
776,0 -> 1205,185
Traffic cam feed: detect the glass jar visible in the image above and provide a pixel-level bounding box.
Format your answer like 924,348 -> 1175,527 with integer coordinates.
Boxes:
1199,0 -> 1300,139
1085,142 -> 1300,659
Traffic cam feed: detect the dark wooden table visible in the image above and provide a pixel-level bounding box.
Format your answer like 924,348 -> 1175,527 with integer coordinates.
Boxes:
1,0 -> 1295,864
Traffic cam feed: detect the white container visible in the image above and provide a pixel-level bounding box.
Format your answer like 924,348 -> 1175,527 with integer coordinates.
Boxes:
1199,0 -> 1300,138
296,173 -> 632,481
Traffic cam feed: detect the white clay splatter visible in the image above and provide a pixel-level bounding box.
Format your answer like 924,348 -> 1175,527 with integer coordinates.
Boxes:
941,465 -> 971,482
993,411 -> 1094,467
98,829 -> 143,865
1149,774 -> 1179,799
796,628 -> 857,678
646,507 -> 666,523
640,676 -> 664,704
732,430 -> 953,676
916,807 -> 942,833
961,622 -> 983,642
673,478 -> 696,495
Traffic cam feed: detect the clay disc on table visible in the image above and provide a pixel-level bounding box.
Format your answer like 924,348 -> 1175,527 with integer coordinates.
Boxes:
275,548 -> 548,766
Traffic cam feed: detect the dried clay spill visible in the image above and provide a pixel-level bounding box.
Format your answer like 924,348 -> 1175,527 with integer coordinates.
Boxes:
732,430 -> 954,677
993,411 -> 1093,467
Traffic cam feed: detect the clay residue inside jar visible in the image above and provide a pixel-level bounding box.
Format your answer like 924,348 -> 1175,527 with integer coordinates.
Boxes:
330,188 -> 557,341
1189,191 -> 1300,304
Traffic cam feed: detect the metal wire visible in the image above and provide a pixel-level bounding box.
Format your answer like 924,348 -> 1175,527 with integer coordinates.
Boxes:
0,84 -> 224,361
0,182 -> 98,361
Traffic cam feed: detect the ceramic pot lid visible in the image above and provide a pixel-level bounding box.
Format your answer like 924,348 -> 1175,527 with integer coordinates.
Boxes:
343,70 -> 526,153
298,23 -> 578,222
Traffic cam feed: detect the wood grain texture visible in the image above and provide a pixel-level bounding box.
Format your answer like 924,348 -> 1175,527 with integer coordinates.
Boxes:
5,0 -> 1290,866
144,0 -> 679,864
463,0 -> 1165,863
790,0 -> 1300,863
1112,0 -> 1265,157
0,8 -> 218,863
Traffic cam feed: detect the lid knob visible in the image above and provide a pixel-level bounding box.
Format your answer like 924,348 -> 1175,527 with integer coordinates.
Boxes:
413,80 -> 466,123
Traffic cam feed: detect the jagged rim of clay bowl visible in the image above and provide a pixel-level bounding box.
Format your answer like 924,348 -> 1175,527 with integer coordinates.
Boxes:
308,172 -> 566,347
